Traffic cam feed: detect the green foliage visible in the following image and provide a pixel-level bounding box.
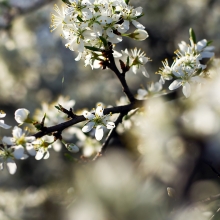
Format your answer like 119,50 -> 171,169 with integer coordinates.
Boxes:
99,36 -> 108,47
125,0 -> 130,5
61,0 -> 69,4
189,28 -> 196,44
85,46 -> 103,52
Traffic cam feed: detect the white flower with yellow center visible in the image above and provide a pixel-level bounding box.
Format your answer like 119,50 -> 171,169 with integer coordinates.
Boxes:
122,48 -> 150,77
32,136 -> 54,160
0,145 -> 28,175
82,104 -> 115,141
168,54 -> 205,98
2,126 -> 36,156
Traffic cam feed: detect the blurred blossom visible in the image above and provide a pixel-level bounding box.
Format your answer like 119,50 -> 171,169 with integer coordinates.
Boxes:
66,152 -> 168,220
171,207 -> 211,220
136,81 -> 163,99
127,98 -> 200,189
34,96 -> 76,126
180,59 -> 220,136
182,105 -> 219,136
78,137 -> 101,157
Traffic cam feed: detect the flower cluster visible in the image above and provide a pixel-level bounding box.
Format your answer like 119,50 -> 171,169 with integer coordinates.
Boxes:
0,108 -> 74,175
51,0 -> 148,69
1,125 -> 35,174
157,31 -> 214,98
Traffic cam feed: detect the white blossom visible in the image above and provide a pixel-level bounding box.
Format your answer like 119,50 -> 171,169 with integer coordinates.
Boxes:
66,143 -> 79,153
82,104 -> 115,141
0,110 -> 11,129
2,126 -> 35,152
157,35 -> 215,98
137,82 -> 163,99
14,108 -> 30,124
32,136 -> 53,160
168,53 -> 205,98
0,145 -> 28,175
122,48 -> 150,77
178,39 -> 215,60
51,0 -> 147,68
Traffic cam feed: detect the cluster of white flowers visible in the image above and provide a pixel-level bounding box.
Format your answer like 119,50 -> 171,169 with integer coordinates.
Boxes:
0,109 -> 37,174
0,102 -> 116,174
0,108 -> 64,174
157,37 -> 215,98
51,0 -> 149,73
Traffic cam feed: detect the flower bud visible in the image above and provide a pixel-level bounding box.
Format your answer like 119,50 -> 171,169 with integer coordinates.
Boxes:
14,108 -> 30,124
67,144 -> 79,153
129,29 -> 149,41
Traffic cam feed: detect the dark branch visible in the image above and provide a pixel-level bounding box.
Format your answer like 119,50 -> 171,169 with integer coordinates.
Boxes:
33,102 -> 137,139
106,48 -> 136,103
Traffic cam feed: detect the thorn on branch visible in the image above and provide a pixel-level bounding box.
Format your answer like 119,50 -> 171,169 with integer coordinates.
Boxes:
56,104 -> 76,119
33,113 -> 48,132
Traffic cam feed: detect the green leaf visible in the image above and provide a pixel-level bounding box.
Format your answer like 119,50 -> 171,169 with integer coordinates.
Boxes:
136,13 -> 144,19
61,0 -> 69,3
64,153 -> 78,162
55,105 -> 61,111
189,28 -> 196,44
125,0 -> 130,4
126,56 -> 130,67
85,46 -> 102,52
77,15 -> 84,22
41,113 -> 47,126
207,40 -> 213,46
99,36 -> 108,47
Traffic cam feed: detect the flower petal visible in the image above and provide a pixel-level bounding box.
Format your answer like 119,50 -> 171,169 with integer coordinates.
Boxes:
43,151 -> 50,160
0,162 -> 3,170
106,122 -> 115,129
0,111 -> 6,118
95,125 -> 104,141
12,126 -> 23,139
131,20 -> 145,30
83,111 -> 95,120
169,80 -> 182,90
13,145 -> 25,159
25,136 -> 36,143
182,82 -> 191,98
0,120 -> 11,129
2,136 -> 15,145
26,143 -> 36,156
6,158 -> 17,175
35,149 -> 44,160
95,105 -> 104,117
82,121 -> 95,133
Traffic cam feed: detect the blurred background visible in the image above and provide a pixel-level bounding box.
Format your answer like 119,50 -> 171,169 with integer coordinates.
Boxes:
0,0 -> 220,219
